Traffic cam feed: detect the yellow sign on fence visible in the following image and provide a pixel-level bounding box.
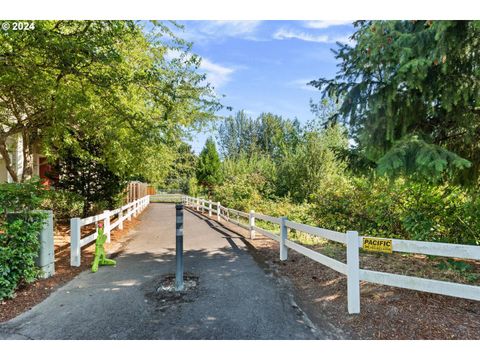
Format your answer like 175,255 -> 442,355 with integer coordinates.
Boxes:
362,237 -> 393,253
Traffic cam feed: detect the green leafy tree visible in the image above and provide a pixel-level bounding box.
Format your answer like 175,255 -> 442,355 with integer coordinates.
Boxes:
277,123 -> 349,202
49,138 -> 126,216
213,154 -> 277,210
217,111 -> 301,161
164,142 -> 198,193
0,20 -> 220,185
310,20 -> 478,183
196,137 -> 221,192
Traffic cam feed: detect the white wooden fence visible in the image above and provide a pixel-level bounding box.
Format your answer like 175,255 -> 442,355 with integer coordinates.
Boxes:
70,195 -> 150,266
183,195 -> 480,314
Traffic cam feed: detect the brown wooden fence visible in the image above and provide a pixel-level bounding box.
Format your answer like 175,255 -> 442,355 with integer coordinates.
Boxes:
125,182 -> 156,203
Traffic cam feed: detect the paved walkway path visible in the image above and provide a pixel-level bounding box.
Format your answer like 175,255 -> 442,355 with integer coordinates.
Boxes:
0,204 -> 333,339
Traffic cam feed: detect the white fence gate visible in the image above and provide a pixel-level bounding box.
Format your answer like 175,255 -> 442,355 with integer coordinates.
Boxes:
183,195 -> 480,314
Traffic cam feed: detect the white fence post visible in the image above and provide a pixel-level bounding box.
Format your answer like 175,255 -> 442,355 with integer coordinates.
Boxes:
196,198 -> 200,211
280,216 -> 288,260
70,217 -> 81,267
128,203 -> 132,221
119,208 -> 124,230
209,201 -> 212,217
249,210 -> 256,240
104,210 -> 111,243
346,230 -> 360,314
217,202 -> 221,221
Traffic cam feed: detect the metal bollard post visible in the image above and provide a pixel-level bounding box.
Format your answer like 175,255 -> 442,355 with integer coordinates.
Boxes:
175,204 -> 184,291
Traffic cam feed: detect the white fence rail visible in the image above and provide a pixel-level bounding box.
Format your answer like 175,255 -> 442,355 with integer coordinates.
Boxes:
70,195 -> 150,266
183,195 -> 480,313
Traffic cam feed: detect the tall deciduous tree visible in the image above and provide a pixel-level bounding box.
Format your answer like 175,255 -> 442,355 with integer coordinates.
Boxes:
217,111 -> 301,161
310,20 -> 479,184
277,123 -> 349,202
0,20 -> 220,186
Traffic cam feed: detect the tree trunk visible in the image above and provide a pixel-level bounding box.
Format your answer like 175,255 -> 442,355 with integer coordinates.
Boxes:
0,139 -> 19,182
21,130 -> 34,182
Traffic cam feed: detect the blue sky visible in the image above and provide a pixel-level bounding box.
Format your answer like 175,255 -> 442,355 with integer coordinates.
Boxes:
173,20 -> 355,153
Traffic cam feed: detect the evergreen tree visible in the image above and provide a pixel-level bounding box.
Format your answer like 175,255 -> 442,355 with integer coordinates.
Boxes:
196,138 -> 221,192
310,20 -> 478,184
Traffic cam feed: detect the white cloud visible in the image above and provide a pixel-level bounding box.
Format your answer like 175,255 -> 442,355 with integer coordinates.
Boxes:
273,28 -> 352,44
165,49 -> 236,89
274,29 -> 329,42
303,20 -> 353,29
288,78 -> 318,92
164,48 -> 186,61
176,20 -> 263,43
200,58 -> 235,89
199,21 -> 262,37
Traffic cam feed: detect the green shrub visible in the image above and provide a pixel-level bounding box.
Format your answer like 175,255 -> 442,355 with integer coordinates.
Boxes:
312,176 -> 480,245
212,154 -> 276,210
215,160 -> 480,246
42,190 -> 85,221
0,180 -> 47,300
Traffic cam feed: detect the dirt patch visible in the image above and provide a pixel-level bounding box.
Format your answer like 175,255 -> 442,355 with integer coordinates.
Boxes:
144,273 -> 200,313
209,213 -> 480,340
0,215 -> 143,323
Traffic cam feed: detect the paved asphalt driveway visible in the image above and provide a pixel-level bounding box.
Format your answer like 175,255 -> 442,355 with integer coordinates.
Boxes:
0,203 -> 338,340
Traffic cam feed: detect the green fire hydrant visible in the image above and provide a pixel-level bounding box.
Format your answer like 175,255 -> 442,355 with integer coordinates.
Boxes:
91,223 -> 116,273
